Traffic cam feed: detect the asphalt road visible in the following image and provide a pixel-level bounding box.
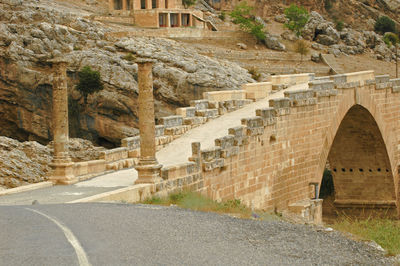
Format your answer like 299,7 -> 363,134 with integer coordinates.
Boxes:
0,203 -> 394,266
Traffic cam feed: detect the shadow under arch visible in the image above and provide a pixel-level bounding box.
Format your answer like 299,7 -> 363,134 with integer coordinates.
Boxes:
320,104 -> 397,218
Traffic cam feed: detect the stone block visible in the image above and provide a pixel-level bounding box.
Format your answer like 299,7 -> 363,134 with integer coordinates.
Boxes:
202,158 -> 224,171
308,80 -> 334,90
390,78 -> 400,86
376,82 -> 392,90
269,98 -> 291,116
176,107 -> 196,118
215,135 -> 235,149
220,146 -> 239,158
335,81 -> 360,89
392,86 -> 400,93
375,75 -> 390,83
159,115 -> 183,128
155,125 -> 165,137
201,147 -> 221,162
128,149 -> 140,158
365,79 -> 376,85
242,82 -> 272,100
121,136 -> 140,150
314,89 -> 338,97
331,74 -> 347,85
284,90 -> 316,106
190,99 -> 209,110
272,84 -> 287,92
228,126 -> 248,146
203,90 -> 246,102
234,99 -> 253,108
183,117 -> 207,126
195,109 -> 218,118
241,116 -> 264,128
164,125 -> 190,136
256,108 -> 277,126
100,147 -> 128,162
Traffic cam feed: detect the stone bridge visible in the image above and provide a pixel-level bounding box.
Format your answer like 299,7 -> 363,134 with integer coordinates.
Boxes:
6,63 -> 399,224
71,69 -> 399,223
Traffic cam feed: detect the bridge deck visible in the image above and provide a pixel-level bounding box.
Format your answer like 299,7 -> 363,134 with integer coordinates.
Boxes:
0,83 -> 309,205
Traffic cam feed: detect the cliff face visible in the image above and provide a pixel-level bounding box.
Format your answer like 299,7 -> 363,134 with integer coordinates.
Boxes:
0,0 -> 253,147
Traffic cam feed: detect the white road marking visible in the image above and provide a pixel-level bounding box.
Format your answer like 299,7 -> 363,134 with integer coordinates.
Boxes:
25,208 -> 91,266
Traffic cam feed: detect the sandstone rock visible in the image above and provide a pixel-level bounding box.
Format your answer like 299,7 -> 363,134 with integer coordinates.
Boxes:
0,0 -> 253,147
311,53 -> 321,62
236,43 -> 247,50
264,33 -> 286,51
311,43 -> 326,50
281,30 -> 298,41
0,136 -> 106,189
274,14 -> 287,24
316,34 -> 337,46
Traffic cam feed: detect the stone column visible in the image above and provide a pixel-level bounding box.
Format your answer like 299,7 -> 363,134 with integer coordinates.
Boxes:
108,0 -> 114,11
177,13 -> 182,27
189,14 -> 193,27
135,59 -> 162,184
166,13 -> 171,27
122,0 -> 127,10
48,59 -> 76,184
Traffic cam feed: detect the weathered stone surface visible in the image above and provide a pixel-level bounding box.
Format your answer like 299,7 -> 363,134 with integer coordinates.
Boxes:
0,137 -> 104,188
0,0 -> 253,147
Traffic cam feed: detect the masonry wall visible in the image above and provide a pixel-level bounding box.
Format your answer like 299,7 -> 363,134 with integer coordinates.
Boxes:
193,71 -> 400,216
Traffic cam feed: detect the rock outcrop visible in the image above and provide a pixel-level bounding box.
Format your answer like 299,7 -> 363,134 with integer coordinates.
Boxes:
0,0 -> 253,147
0,137 -> 104,189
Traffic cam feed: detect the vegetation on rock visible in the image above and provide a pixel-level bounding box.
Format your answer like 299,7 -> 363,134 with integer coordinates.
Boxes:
182,0 -> 196,8
230,2 -> 266,42
76,66 -> 104,104
284,4 -> 310,37
374,16 -> 396,35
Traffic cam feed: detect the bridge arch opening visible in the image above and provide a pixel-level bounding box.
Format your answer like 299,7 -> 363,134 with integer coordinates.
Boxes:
320,105 -> 397,221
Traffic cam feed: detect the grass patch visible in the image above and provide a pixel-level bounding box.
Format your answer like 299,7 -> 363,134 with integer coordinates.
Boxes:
142,191 -> 279,220
333,216 -> 400,256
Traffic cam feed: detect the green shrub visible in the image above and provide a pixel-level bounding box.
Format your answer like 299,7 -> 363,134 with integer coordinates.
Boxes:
248,67 -> 261,81
383,32 -> 399,47
123,52 -> 136,61
335,20 -> 344,31
374,16 -> 396,34
230,2 -> 266,42
218,11 -> 226,21
324,0 -> 334,10
182,0 -> 196,8
76,66 -> 104,104
284,4 -> 310,37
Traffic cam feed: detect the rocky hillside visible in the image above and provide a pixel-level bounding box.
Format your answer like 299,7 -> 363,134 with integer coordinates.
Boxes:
0,0 -> 253,147
0,137 -> 104,189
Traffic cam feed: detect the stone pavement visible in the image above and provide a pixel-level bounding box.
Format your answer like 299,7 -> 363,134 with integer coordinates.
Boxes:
0,83 -> 308,205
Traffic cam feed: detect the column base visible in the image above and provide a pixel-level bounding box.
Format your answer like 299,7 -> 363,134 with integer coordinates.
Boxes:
48,161 -> 77,185
135,164 -> 162,184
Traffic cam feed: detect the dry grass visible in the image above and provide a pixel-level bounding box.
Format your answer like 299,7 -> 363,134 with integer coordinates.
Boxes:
333,215 -> 400,256
142,191 -> 280,220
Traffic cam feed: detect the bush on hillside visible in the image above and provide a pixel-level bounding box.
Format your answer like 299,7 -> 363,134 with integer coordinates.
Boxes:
230,2 -> 266,43
76,66 -> 104,104
284,4 -> 310,37
383,32 -> 399,47
374,16 -> 396,34
294,39 -> 309,62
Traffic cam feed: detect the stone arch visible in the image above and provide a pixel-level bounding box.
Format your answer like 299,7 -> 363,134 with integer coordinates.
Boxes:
317,99 -> 398,217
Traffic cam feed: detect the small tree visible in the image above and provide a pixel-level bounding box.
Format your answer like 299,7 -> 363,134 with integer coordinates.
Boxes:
230,2 -> 266,43
182,0 -> 196,8
284,4 -> 310,37
76,66 -> 104,104
294,39 -> 309,62
383,32 -> 400,77
374,16 -> 396,35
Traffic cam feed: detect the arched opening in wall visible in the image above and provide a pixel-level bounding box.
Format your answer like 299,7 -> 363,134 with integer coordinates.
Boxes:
321,105 -> 397,222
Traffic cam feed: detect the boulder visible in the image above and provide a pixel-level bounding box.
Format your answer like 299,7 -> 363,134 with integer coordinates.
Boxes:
264,34 -> 286,51
274,14 -> 287,24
